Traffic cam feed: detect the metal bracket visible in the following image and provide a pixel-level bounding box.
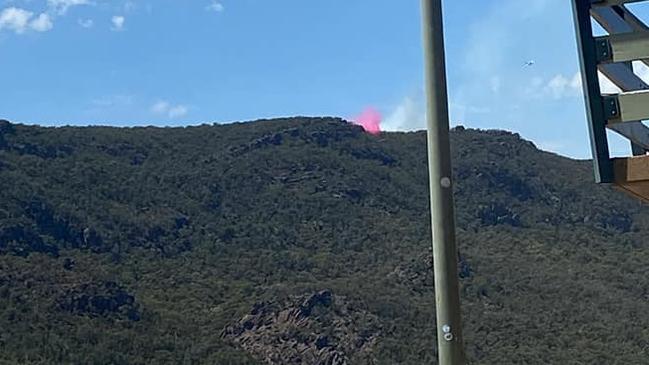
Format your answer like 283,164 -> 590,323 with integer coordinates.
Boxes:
602,96 -> 620,120
595,37 -> 613,63
442,324 -> 454,342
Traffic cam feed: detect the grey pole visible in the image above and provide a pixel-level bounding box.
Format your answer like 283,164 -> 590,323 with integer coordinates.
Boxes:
420,0 -> 466,364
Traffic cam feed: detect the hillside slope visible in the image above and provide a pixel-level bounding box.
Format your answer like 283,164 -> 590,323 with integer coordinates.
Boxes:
1,117 -> 649,364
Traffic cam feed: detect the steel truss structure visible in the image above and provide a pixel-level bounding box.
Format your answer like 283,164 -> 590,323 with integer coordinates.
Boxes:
573,0 -> 649,200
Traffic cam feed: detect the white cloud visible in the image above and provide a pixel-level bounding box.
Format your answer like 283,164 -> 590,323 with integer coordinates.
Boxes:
168,105 -> 188,119
0,7 -> 33,34
526,71 -> 620,98
78,18 -> 93,28
151,101 -> 189,119
546,74 -> 570,98
1,0 -> 91,35
111,15 -> 125,31
570,72 -> 582,90
544,72 -> 582,99
206,1 -> 224,12
151,101 -> 170,114
30,13 -> 53,32
47,0 -> 89,15
0,8 -> 55,34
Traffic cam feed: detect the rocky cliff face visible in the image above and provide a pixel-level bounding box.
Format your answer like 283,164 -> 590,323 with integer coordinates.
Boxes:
223,290 -> 380,365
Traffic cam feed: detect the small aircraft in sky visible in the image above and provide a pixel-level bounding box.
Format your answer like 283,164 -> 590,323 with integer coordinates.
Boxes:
523,60 -> 535,67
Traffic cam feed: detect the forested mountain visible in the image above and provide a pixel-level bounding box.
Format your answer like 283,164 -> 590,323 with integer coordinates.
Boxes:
1,117 -> 649,364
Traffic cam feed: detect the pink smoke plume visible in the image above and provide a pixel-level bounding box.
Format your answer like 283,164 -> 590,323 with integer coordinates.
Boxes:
352,107 -> 382,135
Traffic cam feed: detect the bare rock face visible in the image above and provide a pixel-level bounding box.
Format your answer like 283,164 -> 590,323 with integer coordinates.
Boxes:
222,290 -> 381,365
57,281 -> 141,321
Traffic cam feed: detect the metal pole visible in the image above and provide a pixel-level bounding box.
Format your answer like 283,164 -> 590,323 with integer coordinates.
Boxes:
420,1 -> 466,364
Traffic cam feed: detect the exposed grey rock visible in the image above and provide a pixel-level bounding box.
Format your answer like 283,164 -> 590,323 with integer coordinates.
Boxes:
223,290 -> 380,365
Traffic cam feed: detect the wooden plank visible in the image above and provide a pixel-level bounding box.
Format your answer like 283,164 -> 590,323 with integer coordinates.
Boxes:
604,31 -> 649,63
614,155 -> 649,202
593,4 -> 649,33
592,6 -> 634,32
614,181 -> 649,203
608,122 -> 649,150
609,90 -> 649,122
599,63 -> 648,91
592,0 -> 648,7
614,155 -> 649,182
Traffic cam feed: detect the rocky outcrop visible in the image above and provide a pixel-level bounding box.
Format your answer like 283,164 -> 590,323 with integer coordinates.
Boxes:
477,202 -> 521,227
230,119 -> 363,156
57,281 -> 141,321
0,120 -> 13,150
222,290 -> 381,365
0,225 -> 60,257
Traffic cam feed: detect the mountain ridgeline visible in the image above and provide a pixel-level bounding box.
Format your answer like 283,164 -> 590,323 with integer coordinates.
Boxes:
1,117 -> 649,364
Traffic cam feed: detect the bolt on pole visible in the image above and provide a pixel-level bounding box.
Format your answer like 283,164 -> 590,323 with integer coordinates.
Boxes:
420,0 -> 466,364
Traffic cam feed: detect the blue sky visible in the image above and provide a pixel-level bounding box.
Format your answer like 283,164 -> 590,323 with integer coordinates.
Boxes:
1,0 -> 648,158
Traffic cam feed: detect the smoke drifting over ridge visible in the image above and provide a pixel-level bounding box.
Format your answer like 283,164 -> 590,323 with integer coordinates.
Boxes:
350,96 -> 427,135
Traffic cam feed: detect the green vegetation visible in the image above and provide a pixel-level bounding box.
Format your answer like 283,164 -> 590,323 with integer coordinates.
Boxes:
1,117 -> 649,364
